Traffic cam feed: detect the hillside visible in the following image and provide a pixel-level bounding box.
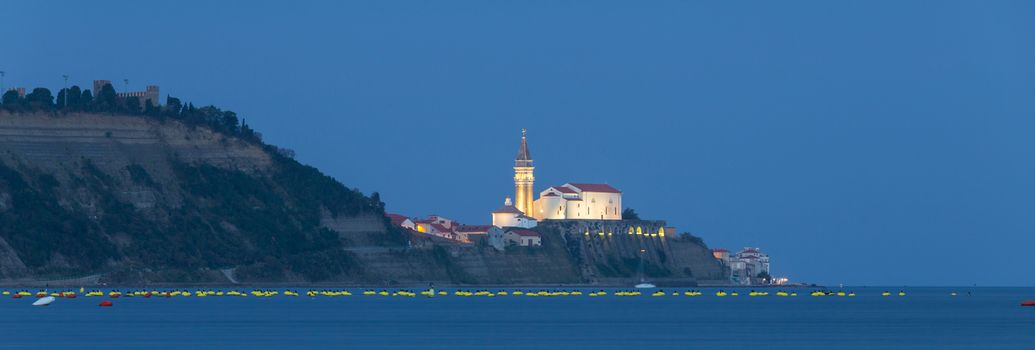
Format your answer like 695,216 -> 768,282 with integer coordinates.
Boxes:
0,111 -> 396,284
0,110 -> 726,286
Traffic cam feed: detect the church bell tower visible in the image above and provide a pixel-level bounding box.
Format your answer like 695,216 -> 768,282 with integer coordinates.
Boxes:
514,129 -> 534,215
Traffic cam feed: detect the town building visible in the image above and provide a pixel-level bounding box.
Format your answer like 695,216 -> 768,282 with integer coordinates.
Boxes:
533,183 -> 622,220
713,247 -> 772,285
491,198 -> 538,228
386,214 -> 415,231
496,129 -> 624,222
487,227 -> 507,251
503,229 -> 541,247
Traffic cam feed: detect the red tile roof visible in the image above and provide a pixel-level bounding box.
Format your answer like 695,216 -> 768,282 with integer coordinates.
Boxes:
493,204 -> 523,214
385,214 -> 411,226
429,223 -> 451,233
550,186 -> 578,194
456,225 -> 493,233
507,229 -> 540,237
567,183 -> 621,193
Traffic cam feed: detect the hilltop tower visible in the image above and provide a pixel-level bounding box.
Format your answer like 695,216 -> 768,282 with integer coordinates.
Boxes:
514,129 -> 534,215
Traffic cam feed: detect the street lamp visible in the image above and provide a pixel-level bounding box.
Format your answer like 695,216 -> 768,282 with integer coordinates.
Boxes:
0,70 -> 5,94
62,75 -> 69,109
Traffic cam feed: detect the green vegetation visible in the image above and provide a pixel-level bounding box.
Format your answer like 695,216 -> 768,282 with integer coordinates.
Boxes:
0,85 -> 401,281
2,83 -> 261,144
621,208 -> 640,220
0,160 -> 117,276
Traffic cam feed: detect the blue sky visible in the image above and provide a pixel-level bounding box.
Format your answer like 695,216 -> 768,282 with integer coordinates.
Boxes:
4,1 -> 1034,286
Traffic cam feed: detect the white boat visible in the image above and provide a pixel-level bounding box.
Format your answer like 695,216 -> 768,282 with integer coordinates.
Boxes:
634,249 -> 655,289
32,296 -> 55,306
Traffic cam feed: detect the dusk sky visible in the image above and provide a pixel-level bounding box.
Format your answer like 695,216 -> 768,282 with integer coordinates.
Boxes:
5,1 -> 1033,286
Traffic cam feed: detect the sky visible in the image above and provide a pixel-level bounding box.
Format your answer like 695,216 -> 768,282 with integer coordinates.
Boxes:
4,1 -> 1034,286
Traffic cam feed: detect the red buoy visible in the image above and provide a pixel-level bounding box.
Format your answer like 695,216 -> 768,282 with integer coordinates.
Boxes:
1022,300 -> 1035,307
12,294 -> 22,299
65,294 -> 76,299
99,300 -> 113,307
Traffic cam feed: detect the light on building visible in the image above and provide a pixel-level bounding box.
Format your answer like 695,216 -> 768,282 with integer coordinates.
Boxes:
636,227 -> 643,235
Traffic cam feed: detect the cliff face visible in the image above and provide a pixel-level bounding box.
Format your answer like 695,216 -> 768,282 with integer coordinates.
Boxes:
0,111 -> 725,287
0,111 -> 388,284
346,221 -> 726,287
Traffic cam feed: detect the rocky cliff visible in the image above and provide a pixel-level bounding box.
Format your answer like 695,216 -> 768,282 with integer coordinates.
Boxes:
0,111 -> 390,284
0,111 -> 726,287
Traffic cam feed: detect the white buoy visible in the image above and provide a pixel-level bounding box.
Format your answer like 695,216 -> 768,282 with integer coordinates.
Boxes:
32,296 -> 56,306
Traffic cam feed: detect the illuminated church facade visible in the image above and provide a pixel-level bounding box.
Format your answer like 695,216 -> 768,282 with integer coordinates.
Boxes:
492,129 -> 623,228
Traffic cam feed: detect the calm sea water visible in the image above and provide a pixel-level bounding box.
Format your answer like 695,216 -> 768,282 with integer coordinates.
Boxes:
2,287 -> 1033,349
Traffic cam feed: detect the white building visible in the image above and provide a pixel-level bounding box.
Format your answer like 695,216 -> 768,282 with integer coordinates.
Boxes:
492,197 -> 538,228
488,227 -> 507,251
386,214 -> 416,231
532,183 -> 622,220
504,229 -> 541,247
499,130 -> 624,222
718,247 -> 772,285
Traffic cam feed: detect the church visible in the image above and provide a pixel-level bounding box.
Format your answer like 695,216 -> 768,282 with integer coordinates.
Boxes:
492,129 -> 623,228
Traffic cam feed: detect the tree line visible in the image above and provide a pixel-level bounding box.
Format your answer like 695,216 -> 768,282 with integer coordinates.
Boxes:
1,83 -> 261,143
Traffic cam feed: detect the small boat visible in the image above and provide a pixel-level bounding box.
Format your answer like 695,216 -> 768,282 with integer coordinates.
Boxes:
32,296 -> 56,306
99,300 -> 113,307
1021,300 -> 1035,307
633,249 -> 655,289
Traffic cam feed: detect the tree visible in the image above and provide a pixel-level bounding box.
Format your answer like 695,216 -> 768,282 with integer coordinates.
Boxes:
2,90 -> 20,108
622,208 -> 640,220
67,85 -> 82,109
125,96 -> 141,114
164,96 -> 182,117
56,89 -> 67,109
25,88 -> 54,109
95,83 -> 118,112
81,89 -> 94,109
143,99 -> 157,117
221,110 -> 239,132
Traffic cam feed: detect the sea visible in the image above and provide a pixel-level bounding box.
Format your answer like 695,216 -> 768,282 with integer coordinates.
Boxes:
2,287 -> 1033,349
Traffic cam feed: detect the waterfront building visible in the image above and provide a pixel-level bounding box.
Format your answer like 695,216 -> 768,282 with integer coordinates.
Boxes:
715,247 -> 772,285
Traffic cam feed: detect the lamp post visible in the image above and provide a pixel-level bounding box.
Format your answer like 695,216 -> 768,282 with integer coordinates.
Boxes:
62,74 -> 69,109
123,79 -> 129,93
0,70 -> 5,94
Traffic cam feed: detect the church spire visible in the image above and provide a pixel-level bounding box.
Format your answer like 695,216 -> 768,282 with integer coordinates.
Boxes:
513,128 -> 535,215
516,128 -> 532,166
